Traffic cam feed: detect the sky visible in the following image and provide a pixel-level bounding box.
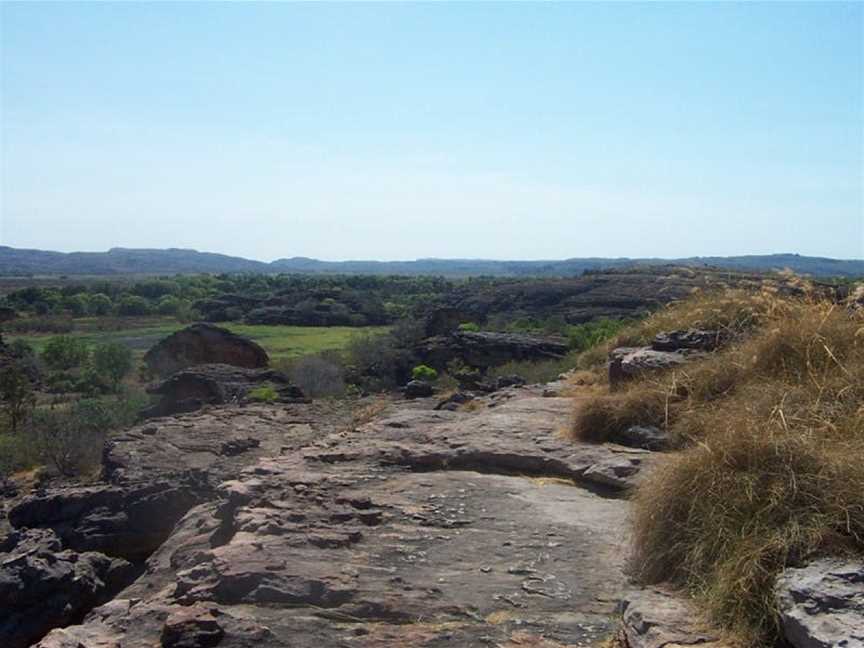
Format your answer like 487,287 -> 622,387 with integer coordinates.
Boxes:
1,1 -> 862,262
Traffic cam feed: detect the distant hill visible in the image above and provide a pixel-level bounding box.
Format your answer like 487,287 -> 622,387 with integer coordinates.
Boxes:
1,246 -> 862,278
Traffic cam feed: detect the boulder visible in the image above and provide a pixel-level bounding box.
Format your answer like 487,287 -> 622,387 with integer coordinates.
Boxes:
619,588 -> 722,648
0,527 -> 133,648
144,323 -> 269,377
775,558 -> 864,648
142,364 -> 306,418
403,380 -> 434,399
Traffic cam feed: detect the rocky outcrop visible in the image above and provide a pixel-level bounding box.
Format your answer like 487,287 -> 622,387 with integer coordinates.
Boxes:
608,328 -> 724,388
144,323 -> 269,377
13,387 -> 657,647
142,363 -> 306,418
8,477 -> 210,561
0,527 -> 133,648
417,330 -> 568,370
775,558 -> 864,648
402,379 -> 434,398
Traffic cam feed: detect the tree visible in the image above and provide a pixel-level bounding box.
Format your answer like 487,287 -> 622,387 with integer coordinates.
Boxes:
117,295 -> 151,316
92,342 -> 133,391
0,364 -> 36,433
42,335 -> 90,370
89,293 -> 113,316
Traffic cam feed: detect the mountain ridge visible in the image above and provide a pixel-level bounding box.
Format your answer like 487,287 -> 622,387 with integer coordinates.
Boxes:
1,246 -> 862,277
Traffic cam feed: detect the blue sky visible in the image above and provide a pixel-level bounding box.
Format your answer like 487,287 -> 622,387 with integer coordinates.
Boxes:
1,1 -> 862,261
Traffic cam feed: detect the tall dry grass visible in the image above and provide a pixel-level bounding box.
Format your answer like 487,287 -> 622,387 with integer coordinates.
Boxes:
569,287 -> 864,644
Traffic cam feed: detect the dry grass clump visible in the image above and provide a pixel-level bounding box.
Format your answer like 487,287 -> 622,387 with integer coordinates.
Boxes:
571,384 -> 669,444
618,292 -> 864,645
632,428 -> 864,642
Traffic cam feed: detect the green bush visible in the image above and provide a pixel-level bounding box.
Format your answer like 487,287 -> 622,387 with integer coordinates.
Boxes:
92,342 -> 134,391
42,335 -> 90,370
248,384 -> 278,402
411,364 -> 438,382
458,322 -> 481,332
29,393 -> 147,477
568,318 -> 629,352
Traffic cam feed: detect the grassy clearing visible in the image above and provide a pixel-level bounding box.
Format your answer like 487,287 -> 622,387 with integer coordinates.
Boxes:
568,287 -> 864,644
7,317 -> 389,363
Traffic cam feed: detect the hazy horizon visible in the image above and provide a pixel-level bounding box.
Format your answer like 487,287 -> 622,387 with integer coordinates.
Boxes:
2,2 -> 862,261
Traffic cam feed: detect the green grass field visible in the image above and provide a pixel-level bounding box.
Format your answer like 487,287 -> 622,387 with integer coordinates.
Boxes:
8,317 -> 389,362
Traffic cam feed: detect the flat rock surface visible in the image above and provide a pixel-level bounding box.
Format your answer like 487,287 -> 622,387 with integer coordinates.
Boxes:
28,387 -> 650,647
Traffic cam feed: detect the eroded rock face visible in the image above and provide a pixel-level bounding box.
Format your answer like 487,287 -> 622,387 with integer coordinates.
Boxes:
143,363 -> 306,418
775,559 -> 864,648
8,478 -> 209,561
0,528 -> 133,648
144,323 -> 269,377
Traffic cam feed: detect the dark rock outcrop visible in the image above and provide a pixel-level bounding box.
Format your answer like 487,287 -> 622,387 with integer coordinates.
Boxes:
417,330 -> 568,370
142,364 -> 306,418
144,323 -> 269,377
8,478 -> 210,561
0,527 -> 133,648
402,380 -> 434,399
775,558 -> 864,648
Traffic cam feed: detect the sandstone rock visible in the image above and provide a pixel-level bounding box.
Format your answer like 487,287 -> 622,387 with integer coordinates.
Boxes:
620,588 -> 721,648
403,380 -> 434,399
20,387 -> 653,647
143,363 -> 306,418
0,527 -> 133,648
160,608 -> 224,648
775,558 -> 864,648
144,323 -> 269,377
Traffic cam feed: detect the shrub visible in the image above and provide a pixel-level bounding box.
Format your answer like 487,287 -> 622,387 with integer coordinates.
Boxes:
29,393 -> 147,477
487,351 -> 581,385
92,342 -> 134,391
247,384 -> 278,402
287,353 -> 345,398
458,322 -> 481,332
42,335 -> 89,370
568,318 -> 629,352
0,432 -> 40,476
0,364 -> 36,433
411,364 -> 438,382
